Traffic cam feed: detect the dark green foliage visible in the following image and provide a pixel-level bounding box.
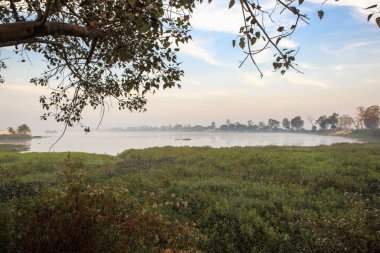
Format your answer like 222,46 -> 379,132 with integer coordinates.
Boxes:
282,118 -> 290,130
16,124 -> 31,134
290,116 -> 304,130
0,0 -> 195,129
3,166 -> 195,253
0,181 -> 50,202
116,152 -> 177,174
198,211 -> 253,253
316,113 -> 340,130
328,112 -> 339,130
364,105 -> 380,129
268,118 -> 280,129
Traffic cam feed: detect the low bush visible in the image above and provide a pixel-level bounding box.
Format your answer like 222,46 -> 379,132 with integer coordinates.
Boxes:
197,210 -> 253,253
0,181 -> 49,202
6,166 -> 196,253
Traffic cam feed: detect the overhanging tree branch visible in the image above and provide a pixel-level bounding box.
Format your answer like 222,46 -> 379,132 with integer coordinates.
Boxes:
0,21 -> 103,44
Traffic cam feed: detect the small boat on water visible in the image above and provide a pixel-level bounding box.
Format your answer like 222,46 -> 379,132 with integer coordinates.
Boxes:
45,130 -> 58,134
174,138 -> 191,141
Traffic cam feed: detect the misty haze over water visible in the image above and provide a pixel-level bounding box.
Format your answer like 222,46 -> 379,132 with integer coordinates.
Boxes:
7,132 -> 362,155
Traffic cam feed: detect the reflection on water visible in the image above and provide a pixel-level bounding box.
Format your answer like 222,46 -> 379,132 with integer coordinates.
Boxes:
7,131 -> 362,155
0,139 -> 31,152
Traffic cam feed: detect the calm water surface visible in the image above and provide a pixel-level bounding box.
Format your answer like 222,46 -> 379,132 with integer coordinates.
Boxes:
5,131 -> 361,155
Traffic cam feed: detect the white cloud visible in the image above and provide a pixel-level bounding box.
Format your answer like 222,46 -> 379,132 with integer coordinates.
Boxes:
321,39 -> 380,55
242,71 -> 267,88
190,0 -> 301,34
190,0 -> 376,34
309,0 -> 378,26
188,1 -> 302,68
309,0 -> 374,8
298,62 -> 317,70
238,68 -> 276,88
332,65 -> 345,71
331,61 -> 380,73
341,40 -> 377,51
250,49 -> 272,64
284,72 -> 330,89
180,39 -> 223,66
190,1 -> 242,34
181,77 -> 201,86
279,38 -> 299,49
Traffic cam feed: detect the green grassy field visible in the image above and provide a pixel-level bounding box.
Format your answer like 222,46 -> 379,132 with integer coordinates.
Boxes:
1,144 -> 379,252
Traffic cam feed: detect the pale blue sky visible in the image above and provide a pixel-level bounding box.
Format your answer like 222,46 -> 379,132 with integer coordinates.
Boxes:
0,0 -> 379,132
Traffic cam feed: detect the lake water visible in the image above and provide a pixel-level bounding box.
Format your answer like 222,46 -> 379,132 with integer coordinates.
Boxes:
1,131 -> 361,155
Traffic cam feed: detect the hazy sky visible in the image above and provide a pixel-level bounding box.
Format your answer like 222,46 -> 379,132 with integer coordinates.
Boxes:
0,0 -> 379,132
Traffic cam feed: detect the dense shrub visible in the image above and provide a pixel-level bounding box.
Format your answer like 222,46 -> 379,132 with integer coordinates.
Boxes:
198,210 -> 253,253
6,167 -> 196,253
0,181 -> 49,202
288,192 -> 380,253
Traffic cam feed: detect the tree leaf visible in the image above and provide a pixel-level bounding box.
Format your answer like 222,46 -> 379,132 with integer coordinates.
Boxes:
376,17 -> 380,28
290,7 -> 299,14
128,0 -> 136,5
318,10 -> 324,20
255,31 -> 260,38
365,4 -> 377,10
239,38 -> 245,49
229,0 -> 235,9
368,13 -> 374,22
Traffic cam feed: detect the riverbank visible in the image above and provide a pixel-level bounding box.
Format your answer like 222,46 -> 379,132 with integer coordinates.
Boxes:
0,133 -> 31,140
344,129 -> 380,143
1,144 -> 379,252
314,129 -> 380,143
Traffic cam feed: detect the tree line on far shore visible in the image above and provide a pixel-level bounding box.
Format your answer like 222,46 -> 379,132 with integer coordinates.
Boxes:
106,105 -> 380,133
2,124 -> 31,136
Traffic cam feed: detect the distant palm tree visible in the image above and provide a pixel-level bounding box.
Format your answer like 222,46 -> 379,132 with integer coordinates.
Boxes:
7,127 -> 15,134
17,124 -> 31,134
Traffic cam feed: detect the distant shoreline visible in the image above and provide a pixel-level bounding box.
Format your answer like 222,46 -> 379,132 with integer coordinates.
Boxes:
0,135 -> 48,141
96,128 -> 379,143
0,134 -> 32,140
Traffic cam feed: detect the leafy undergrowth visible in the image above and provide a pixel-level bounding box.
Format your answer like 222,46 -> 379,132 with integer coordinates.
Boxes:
0,144 -> 380,252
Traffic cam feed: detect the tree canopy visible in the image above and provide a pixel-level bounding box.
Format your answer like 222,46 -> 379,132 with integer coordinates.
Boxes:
363,105 -> 380,129
0,0 -> 378,130
17,124 -> 31,134
290,116 -> 304,130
